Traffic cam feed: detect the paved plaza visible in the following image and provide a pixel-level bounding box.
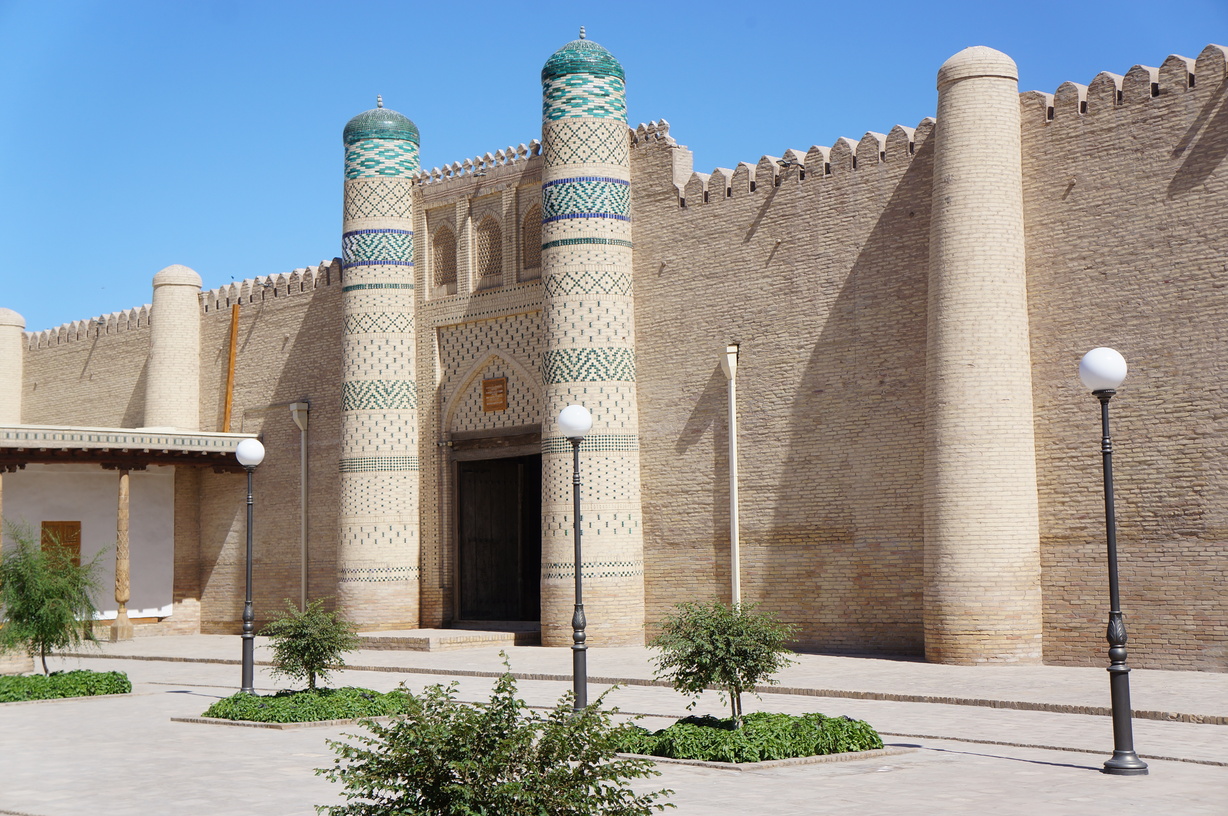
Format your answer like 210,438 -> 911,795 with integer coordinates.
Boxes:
1,635 -> 1225,815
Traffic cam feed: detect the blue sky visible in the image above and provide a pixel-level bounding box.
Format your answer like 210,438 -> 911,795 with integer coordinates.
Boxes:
2,0 -> 1224,331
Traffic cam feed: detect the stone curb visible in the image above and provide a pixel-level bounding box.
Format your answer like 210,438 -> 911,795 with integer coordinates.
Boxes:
0,691 -> 135,707
618,746 -> 917,771
63,651 -> 1227,726
170,715 -> 397,730
878,731 -> 1228,768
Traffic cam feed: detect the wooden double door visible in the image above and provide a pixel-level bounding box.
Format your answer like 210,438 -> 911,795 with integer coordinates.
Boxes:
456,455 -> 541,622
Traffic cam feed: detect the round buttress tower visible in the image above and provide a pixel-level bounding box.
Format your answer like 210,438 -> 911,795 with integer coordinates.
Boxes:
338,98 -> 421,628
924,47 -> 1043,664
0,308 -> 25,424
539,30 -> 646,646
145,264 -> 202,430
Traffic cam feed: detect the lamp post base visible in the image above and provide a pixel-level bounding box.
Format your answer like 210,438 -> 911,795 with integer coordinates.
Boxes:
1102,751 -> 1149,776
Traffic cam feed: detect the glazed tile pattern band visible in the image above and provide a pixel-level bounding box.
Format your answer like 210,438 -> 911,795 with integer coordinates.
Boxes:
339,564 -> 421,583
541,434 -> 639,454
339,456 -> 421,473
342,229 -> 414,268
342,282 -> 415,292
541,237 -> 633,250
543,268 -> 632,297
543,347 -> 636,384
543,74 -> 627,121
345,139 -> 421,179
342,379 -> 417,410
543,560 -> 644,580
542,178 -> 630,222
343,313 -> 414,334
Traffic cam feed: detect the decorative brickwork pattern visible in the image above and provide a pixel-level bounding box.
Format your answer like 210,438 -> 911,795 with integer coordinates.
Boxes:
543,120 -> 630,165
438,314 -> 544,434
432,226 -> 458,291
474,215 -> 503,287
344,178 -> 413,220
520,204 -> 542,278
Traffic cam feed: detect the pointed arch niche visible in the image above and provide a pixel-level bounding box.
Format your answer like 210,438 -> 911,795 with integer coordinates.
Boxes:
443,349 -> 542,437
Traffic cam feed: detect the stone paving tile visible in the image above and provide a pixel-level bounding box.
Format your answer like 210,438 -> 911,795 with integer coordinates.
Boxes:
6,640 -> 1224,816
72,635 -> 1228,717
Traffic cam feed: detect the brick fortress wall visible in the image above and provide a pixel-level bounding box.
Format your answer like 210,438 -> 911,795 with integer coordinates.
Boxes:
1024,45 -> 1228,669
19,262 -> 344,634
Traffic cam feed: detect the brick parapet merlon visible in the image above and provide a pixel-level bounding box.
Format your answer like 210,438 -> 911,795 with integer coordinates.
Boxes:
199,259 -> 341,315
657,118 -> 935,207
1020,43 -> 1225,123
417,141 -> 542,189
25,259 -> 341,350
24,307 -> 152,350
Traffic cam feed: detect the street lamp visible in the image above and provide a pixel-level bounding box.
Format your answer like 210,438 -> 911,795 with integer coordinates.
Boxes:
235,437 -> 266,695
1079,347 -> 1148,776
557,403 -> 593,711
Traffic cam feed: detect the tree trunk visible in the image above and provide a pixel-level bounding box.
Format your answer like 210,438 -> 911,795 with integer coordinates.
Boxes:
40,646 -> 49,675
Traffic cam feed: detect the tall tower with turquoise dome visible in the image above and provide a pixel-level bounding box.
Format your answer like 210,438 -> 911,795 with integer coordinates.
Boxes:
338,97 -> 421,628
539,29 -> 646,646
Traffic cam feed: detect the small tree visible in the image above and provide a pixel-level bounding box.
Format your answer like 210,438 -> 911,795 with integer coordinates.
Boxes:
261,598 -> 360,691
318,666 -> 672,815
650,600 -> 796,727
0,524 -> 102,674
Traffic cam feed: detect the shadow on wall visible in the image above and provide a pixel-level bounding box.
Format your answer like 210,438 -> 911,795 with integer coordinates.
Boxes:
1167,74 -> 1228,199
197,274 -> 343,632
674,364 -> 732,596
121,358 -> 149,428
761,141 -> 934,656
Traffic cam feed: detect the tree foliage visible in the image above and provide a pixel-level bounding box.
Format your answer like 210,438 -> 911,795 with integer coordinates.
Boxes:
0,524 -> 102,674
318,668 -> 673,816
261,598 -> 360,691
650,601 -> 796,726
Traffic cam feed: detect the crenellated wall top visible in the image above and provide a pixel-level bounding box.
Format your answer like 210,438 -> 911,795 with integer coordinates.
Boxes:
1021,43 -> 1225,124
25,259 -> 341,350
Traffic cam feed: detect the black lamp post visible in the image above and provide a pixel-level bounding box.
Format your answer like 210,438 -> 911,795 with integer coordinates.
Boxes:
1079,347 -> 1148,776
235,437 -> 266,695
557,403 -> 593,712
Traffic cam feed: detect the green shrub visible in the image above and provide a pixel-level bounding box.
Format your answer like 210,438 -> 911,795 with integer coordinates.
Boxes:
261,598 -> 361,691
0,524 -> 103,674
202,686 -> 408,723
617,711 -> 884,764
0,669 -> 131,702
650,601 -> 795,726
317,670 -> 672,816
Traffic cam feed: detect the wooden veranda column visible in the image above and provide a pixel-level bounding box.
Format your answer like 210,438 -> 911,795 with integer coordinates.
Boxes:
111,470 -> 134,642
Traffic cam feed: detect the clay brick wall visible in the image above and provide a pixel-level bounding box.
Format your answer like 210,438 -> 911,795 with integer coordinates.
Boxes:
630,121 -> 934,656
1023,45 -> 1228,670
22,309 -> 152,427
195,265 -> 344,632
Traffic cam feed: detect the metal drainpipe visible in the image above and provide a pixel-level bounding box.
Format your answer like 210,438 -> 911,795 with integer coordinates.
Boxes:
290,402 -> 310,609
720,344 -> 741,605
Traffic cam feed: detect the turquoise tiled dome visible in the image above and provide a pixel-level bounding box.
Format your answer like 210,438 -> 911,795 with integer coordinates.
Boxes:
343,100 -> 420,145
542,31 -> 624,83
